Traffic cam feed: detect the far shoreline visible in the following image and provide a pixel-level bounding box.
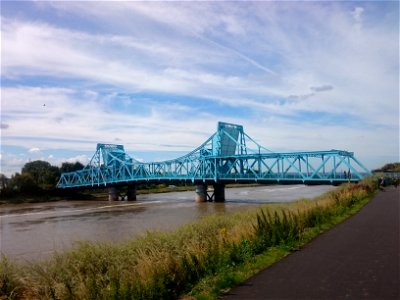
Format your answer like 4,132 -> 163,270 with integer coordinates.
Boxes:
0,183 -> 266,205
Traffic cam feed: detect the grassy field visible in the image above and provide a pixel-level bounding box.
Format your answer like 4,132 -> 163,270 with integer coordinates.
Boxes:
0,178 -> 377,300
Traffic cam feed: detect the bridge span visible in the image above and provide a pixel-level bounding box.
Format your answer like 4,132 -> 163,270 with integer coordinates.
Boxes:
57,122 -> 371,202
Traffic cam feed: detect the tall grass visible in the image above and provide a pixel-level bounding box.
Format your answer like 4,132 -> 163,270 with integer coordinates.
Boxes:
0,178 -> 377,300
0,255 -> 24,300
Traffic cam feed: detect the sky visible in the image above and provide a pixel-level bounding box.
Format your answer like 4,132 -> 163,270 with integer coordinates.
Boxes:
1,0 -> 399,177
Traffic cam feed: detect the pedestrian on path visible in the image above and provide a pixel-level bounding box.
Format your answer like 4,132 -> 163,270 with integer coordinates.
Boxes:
379,177 -> 385,191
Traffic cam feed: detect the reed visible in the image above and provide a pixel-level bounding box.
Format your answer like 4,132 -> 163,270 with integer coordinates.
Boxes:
0,178 -> 377,300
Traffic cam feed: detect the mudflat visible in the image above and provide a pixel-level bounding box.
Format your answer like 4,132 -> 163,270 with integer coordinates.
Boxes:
224,188 -> 400,300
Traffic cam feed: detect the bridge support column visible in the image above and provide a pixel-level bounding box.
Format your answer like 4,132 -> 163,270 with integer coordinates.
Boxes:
108,187 -> 119,201
213,183 -> 225,202
127,184 -> 136,201
195,184 -> 207,202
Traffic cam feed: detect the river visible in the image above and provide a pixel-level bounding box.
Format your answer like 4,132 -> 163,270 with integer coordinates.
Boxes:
0,185 -> 336,261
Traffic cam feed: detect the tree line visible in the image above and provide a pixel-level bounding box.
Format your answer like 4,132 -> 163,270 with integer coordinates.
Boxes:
0,160 -> 84,199
372,162 -> 400,173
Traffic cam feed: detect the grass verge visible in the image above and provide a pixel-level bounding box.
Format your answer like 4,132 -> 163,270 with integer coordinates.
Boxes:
185,192 -> 373,299
0,178 -> 377,300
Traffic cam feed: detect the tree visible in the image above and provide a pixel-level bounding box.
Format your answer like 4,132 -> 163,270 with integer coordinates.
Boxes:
0,174 -> 10,190
2,160 -> 86,199
8,173 -> 40,195
373,162 -> 400,173
22,160 -> 60,190
60,161 -> 85,173
381,163 -> 400,172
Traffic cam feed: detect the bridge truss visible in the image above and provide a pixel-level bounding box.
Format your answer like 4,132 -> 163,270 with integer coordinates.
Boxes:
57,122 -> 371,188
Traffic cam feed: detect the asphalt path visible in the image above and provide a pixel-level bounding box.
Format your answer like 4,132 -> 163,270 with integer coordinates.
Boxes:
224,188 -> 399,300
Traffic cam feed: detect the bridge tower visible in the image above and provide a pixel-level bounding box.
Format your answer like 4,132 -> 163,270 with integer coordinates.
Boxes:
195,122 -> 245,202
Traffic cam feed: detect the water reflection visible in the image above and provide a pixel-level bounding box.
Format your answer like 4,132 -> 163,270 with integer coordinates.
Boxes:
0,185 -> 335,261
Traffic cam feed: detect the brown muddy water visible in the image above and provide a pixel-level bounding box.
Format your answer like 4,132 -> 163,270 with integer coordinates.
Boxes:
0,185 -> 336,261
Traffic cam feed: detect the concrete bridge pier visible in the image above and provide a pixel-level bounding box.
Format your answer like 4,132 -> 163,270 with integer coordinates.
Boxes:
213,183 -> 225,202
127,184 -> 136,201
108,187 -> 119,201
195,184 -> 207,202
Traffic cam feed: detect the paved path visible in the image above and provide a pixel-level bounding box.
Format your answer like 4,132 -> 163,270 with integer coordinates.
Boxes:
224,188 -> 399,300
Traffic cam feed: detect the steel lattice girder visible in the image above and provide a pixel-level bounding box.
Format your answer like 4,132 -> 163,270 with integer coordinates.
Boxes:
57,122 -> 371,188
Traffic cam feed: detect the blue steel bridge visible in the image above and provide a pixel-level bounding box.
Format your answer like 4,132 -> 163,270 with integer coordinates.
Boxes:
57,122 -> 371,201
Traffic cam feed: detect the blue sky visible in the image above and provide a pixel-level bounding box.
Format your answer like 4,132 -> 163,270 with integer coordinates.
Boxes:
1,1 -> 399,176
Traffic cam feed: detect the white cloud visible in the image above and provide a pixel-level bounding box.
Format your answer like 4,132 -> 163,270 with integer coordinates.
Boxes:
28,147 -> 41,154
0,152 -> 27,176
2,5 -> 396,127
66,155 -> 89,164
310,85 -> 333,92
1,86 -> 215,153
351,6 -> 364,30
0,123 -> 9,129
1,1 -> 398,175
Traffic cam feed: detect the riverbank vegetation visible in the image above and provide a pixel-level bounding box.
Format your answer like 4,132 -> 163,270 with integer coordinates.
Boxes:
0,161 -> 84,203
372,162 -> 400,172
0,177 -> 378,300
0,160 -> 194,204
